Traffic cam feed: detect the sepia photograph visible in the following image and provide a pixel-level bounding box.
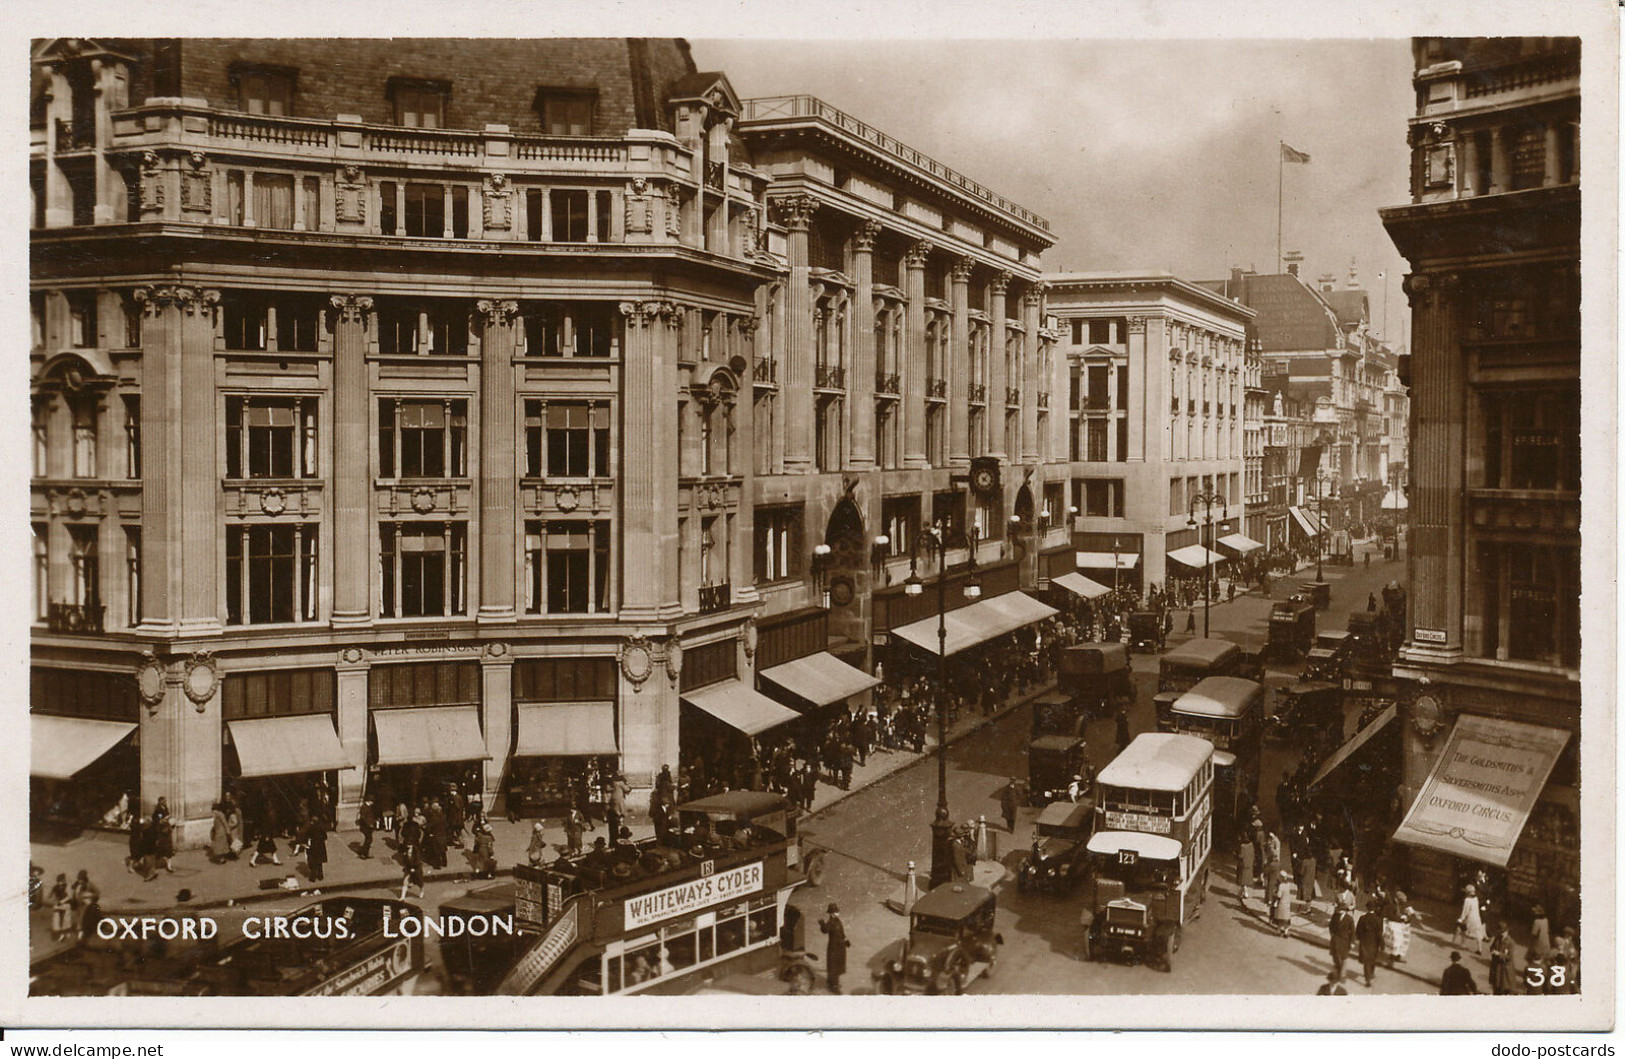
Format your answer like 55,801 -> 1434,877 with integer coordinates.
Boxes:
13,0 -> 1616,1036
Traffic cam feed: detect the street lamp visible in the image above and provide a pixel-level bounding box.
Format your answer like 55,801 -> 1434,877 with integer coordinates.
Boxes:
904,521 -> 981,889
1112,536 -> 1122,596
1313,478 -> 1326,583
1187,490 -> 1228,639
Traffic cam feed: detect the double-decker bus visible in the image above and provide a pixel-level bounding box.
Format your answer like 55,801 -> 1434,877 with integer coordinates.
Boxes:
1161,676 -> 1264,840
1154,638 -> 1244,727
481,791 -> 820,996
1082,733 -> 1213,972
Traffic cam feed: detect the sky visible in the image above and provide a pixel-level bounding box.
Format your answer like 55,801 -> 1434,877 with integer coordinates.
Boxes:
695,38 -> 1418,348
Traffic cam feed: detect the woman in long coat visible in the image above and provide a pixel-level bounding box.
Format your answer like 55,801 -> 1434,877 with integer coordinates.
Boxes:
208,803 -> 231,863
225,799 -> 245,859
819,903 -> 849,994
305,820 -> 328,882
1455,883 -> 1487,955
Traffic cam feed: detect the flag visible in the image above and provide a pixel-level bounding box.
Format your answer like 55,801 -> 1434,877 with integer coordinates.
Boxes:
1281,142 -> 1312,164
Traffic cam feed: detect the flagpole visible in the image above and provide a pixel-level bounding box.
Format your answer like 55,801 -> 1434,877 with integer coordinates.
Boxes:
1277,141 -> 1284,274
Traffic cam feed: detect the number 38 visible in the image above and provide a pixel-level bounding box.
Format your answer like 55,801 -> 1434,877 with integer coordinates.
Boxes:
1525,965 -> 1567,989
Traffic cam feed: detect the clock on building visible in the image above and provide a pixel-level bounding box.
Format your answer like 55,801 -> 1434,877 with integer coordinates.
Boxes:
969,456 -> 1000,498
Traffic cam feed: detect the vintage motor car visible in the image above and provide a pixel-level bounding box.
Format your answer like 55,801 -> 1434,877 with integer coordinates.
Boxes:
1027,734 -> 1089,806
875,883 -> 1003,994
1127,611 -> 1164,651
1266,599 -> 1317,661
1058,642 -> 1134,718
1303,629 -> 1354,682
1266,681 -> 1344,751
1017,799 -> 1095,895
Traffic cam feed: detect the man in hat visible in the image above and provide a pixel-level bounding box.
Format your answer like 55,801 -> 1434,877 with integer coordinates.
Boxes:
1356,899 -> 1384,987
1000,778 -> 1021,834
819,902 -> 849,994
1439,951 -> 1479,995
1328,895 -> 1357,979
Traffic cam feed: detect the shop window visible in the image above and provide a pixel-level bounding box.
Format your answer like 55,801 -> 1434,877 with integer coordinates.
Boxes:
1043,482 -> 1067,529
234,66 -> 295,116
932,490 -> 965,543
226,396 -> 318,479
679,639 -> 737,692
524,519 -> 611,614
379,398 -> 468,478
536,90 -> 596,136
525,401 -> 610,478
1084,478 -> 1125,518
368,661 -> 481,708
380,521 -> 467,618
226,522 -> 317,625
31,666 -> 140,722
391,80 -> 447,129
222,668 -> 336,720
754,505 -> 803,582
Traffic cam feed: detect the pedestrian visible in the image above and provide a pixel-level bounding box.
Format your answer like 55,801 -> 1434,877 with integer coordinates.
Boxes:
399,844 -> 425,901
1439,951 -> 1479,995
1364,551 -> 1372,569
472,822 -> 497,880
1367,593 -> 1378,612
1185,610 -> 1196,634
126,813 -> 156,881
1454,882 -> 1487,956
818,902 -> 850,994
656,764 -> 676,807
1227,581 -> 1236,604
1115,709 -> 1131,753
1237,836 -> 1255,906
607,774 -> 631,846
1382,889 -> 1416,965
305,818 -> 328,882
1000,778 -> 1021,834
1329,897 -> 1356,979
1271,870 -> 1297,937
1527,903 -> 1552,963
1299,849 -> 1319,911
357,800 -> 376,859
252,828 -> 282,866
208,802 -> 231,864
49,874 -> 73,942
1316,970 -> 1347,995
446,790 -> 466,850
70,870 -> 99,941
529,822 -> 550,865
225,799 -> 245,860
1488,921 -> 1516,995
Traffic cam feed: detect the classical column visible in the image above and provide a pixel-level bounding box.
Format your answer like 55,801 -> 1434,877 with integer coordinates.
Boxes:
773,195 -> 818,473
480,648 -> 514,810
1459,133 -> 1479,197
140,655 -> 223,847
477,299 -> 519,621
329,294 -> 374,625
903,241 -> 933,468
987,272 -> 1011,460
1543,120 -> 1563,187
335,653 -> 370,819
1488,127 -> 1510,193
1129,316 -> 1152,463
1048,328 -> 1069,465
948,258 -> 973,467
174,287 -> 221,634
1020,283 -> 1045,463
620,301 -> 683,621
848,220 -> 881,471
130,287 -> 175,630
1401,272 -> 1465,659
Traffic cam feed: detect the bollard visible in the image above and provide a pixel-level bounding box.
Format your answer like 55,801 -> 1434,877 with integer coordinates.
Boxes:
975,815 -> 994,861
902,860 -> 920,914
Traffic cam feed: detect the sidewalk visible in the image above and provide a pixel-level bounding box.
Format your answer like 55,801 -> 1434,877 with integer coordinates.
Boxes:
30,677 -> 1059,923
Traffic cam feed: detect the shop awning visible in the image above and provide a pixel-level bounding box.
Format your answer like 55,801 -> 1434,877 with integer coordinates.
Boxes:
372,706 -> 491,766
890,591 -> 1058,658
1075,552 -> 1139,571
31,715 -> 136,781
1166,545 -> 1226,570
1307,705 -> 1396,789
760,653 -> 879,709
1217,533 -> 1264,554
681,680 -> 802,737
1381,489 -> 1409,511
514,702 -> 618,758
1289,506 -> 1322,538
227,715 -> 354,779
1391,714 -> 1571,868
1052,571 -> 1111,600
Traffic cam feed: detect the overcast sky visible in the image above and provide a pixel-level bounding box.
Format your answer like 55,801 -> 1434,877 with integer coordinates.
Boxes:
695,38 -> 1417,347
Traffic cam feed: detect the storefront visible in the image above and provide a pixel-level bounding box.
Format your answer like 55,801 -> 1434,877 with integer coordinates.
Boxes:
367,660 -> 490,812
30,667 -> 142,831
1392,712 -> 1577,923
505,657 -> 620,820
221,668 -> 353,838
888,589 -> 1058,669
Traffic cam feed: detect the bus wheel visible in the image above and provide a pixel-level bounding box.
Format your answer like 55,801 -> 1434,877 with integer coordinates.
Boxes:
805,850 -> 827,888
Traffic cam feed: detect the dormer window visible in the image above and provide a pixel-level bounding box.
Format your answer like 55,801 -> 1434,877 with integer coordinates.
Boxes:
389,78 -> 448,129
536,89 -> 597,136
232,63 -> 296,117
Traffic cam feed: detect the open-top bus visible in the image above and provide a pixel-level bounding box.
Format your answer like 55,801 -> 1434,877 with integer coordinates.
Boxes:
488,790 -> 820,995
1161,676 -> 1264,840
1082,733 -> 1214,972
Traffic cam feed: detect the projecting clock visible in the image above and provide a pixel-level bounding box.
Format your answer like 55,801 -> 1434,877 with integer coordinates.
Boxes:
971,465 -> 997,495
1412,693 -> 1444,738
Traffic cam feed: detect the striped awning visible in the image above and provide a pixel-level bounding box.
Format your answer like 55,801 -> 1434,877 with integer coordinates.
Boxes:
1289,506 -> 1322,538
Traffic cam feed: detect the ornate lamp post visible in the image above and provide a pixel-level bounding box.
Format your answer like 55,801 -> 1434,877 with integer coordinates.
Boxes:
1187,490 -> 1228,639
904,522 -> 981,889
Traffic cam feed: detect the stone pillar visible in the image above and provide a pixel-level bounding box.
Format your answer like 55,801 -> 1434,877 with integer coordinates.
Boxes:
774,195 -> 818,473
903,241 -> 933,468
131,287 -> 175,630
329,295 -> 374,625
1021,284 -> 1045,463
987,272 -> 1011,460
1130,316 -> 1153,463
140,658 -> 224,848
1459,133 -> 1479,197
730,333 -> 760,604
1049,331 -> 1069,465
618,649 -> 678,800
42,66 -> 73,228
176,288 -> 222,634
1401,272 -> 1465,659
335,653 -> 370,817
620,301 -> 682,621
948,258 -> 973,467
848,220 -> 881,471
1543,120 -> 1563,187
1488,127 -> 1510,194
477,299 -> 519,621
480,648 -> 513,809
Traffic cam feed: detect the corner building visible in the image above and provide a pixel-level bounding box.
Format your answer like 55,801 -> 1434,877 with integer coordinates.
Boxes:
1380,37 -> 1580,917
28,39 -> 1057,845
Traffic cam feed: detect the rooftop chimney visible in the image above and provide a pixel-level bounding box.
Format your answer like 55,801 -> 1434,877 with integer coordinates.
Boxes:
1283,250 -> 1303,278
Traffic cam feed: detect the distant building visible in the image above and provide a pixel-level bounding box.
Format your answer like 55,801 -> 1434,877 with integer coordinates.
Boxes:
1042,273 -> 1255,593
1379,36 -> 1579,913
